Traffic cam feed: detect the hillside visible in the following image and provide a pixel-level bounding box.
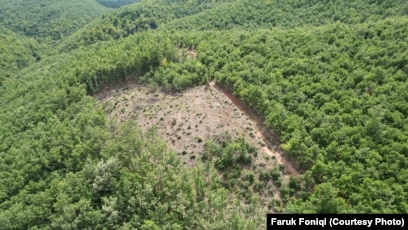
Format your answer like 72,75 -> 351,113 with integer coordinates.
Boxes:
0,26 -> 40,85
195,19 -> 408,213
0,32 -> 265,229
163,0 -> 408,31
58,0 -> 408,53
0,0 -> 407,228
58,0 -> 233,52
0,0 -> 110,44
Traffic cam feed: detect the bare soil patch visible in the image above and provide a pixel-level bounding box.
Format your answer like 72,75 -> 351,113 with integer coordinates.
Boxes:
99,80 -> 300,206
100,83 -> 277,167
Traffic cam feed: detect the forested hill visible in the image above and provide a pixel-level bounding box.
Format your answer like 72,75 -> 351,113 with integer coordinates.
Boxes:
195,18 -> 408,213
0,26 -> 40,86
163,0 -> 408,31
58,0 -> 233,52
0,31 -> 261,229
0,0 -> 408,228
0,0 -> 110,44
58,0 -> 408,53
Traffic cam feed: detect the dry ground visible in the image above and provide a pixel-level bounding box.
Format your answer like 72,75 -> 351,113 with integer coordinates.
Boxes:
101,83 -> 275,163
98,80 -> 300,206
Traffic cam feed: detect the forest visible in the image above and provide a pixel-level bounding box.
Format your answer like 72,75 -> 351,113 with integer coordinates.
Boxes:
0,0 -> 407,229
0,26 -> 39,86
97,0 -> 140,8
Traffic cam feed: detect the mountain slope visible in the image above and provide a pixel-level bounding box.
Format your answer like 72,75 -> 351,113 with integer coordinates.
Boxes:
194,18 -> 408,213
58,0 -> 408,52
0,0 -> 110,44
58,0 -> 233,52
0,31 -> 263,229
1,0 -> 408,228
163,0 -> 408,31
0,26 -> 40,85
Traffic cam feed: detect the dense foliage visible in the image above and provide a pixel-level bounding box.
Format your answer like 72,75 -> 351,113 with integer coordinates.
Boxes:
1,0 -> 408,228
163,0 -> 408,31
0,26 -> 40,85
142,18 -> 408,212
58,0 -> 232,52
195,19 -> 408,213
0,32 -> 262,229
0,0 -> 110,44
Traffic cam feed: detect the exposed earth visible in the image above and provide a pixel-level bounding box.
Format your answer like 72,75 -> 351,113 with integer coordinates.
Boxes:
98,80 -> 299,179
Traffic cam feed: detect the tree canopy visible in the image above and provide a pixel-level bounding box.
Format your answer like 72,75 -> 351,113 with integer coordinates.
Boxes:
0,0 -> 110,44
1,0 -> 407,228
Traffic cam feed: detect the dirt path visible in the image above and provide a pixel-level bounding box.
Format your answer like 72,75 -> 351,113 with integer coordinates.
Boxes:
209,81 -> 300,177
